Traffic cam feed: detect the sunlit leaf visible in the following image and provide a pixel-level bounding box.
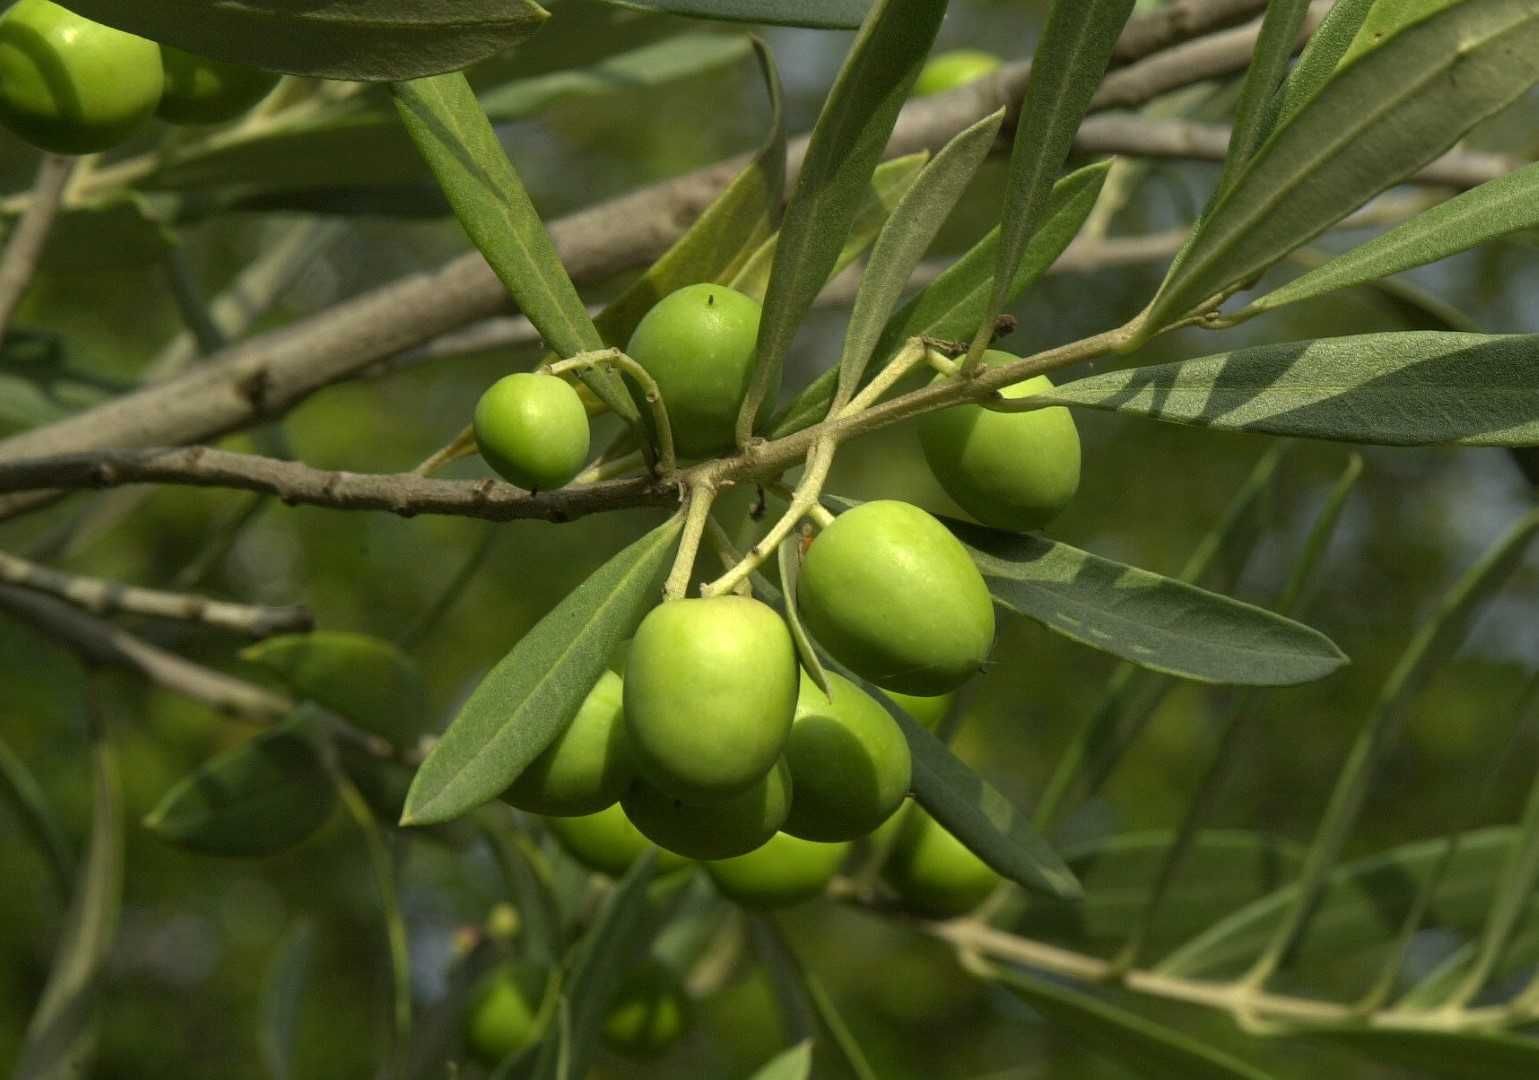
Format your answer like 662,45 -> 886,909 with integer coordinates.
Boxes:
602,0 -> 870,27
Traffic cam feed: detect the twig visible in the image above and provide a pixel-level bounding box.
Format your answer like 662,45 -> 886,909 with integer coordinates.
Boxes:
0,548 -> 313,637
546,349 -> 676,476
0,155 -> 74,343
663,483 -> 717,601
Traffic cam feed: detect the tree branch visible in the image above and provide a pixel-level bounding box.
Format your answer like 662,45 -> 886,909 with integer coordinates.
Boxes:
0,155 -> 75,344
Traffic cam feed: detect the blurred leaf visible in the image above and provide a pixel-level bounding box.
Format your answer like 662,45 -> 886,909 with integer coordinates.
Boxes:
402,516 -> 682,826
947,517 -> 1347,686
482,819 -> 564,966
144,719 -> 337,857
985,967 -> 1273,1080
1043,332 -> 1539,447
336,777 -> 412,1061
778,534 -> 831,698
391,72 -> 635,419
1312,1028 -> 1539,1079
14,720 -> 121,1080
1272,0 -> 1374,128
602,0 -> 870,26
759,918 -> 878,1080
1241,163 -> 1539,320
242,631 -> 427,749
739,0 -> 947,443
259,921 -> 316,1080
1145,0 -> 1539,332
1212,0 -> 1309,195
60,0 -> 549,81
767,159 -> 1110,440
748,1041 -> 814,1080
31,195 -> 175,273
0,732 -> 72,898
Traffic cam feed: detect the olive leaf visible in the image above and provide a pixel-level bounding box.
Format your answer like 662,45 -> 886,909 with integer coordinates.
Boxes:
601,0 -> 871,27
258,922 -> 316,1080
59,0 -> 549,81
0,733 -> 72,899
778,535 -> 831,698
401,516 -> 683,827
1314,1028 -> 1539,1080
1271,0 -> 1374,128
748,1041 -> 815,1080
1210,0 -> 1311,196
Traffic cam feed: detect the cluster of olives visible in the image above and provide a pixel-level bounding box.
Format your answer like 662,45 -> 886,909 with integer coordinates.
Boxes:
0,0 -> 280,155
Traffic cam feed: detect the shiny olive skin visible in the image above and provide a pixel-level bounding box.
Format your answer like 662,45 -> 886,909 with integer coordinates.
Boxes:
881,806 -> 1001,919
0,0 -> 163,155
544,803 -> 690,878
781,670 -> 911,842
919,353 -> 1081,533
887,690 -> 955,732
465,964 -> 547,1066
913,49 -> 1002,97
624,596 -> 797,803
797,500 -> 995,695
621,758 -> 792,861
157,46 -> 280,125
473,372 -> 591,491
625,283 -> 763,457
602,961 -> 690,1058
503,670 -> 631,816
706,831 -> 850,909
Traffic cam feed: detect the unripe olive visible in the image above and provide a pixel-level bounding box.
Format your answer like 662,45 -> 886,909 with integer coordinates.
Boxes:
504,670 -> 631,816
919,353 -> 1081,533
602,961 -> 690,1058
881,806 -> 1001,919
0,0 -> 163,155
887,690 -> 955,732
625,283 -> 763,458
624,596 -> 797,803
797,501 -> 995,695
620,759 -> 792,861
465,964 -> 547,1065
781,671 -> 911,842
544,803 -> 690,878
913,49 -> 1003,97
473,372 -> 591,491
157,46 -> 280,125
706,831 -> 850,909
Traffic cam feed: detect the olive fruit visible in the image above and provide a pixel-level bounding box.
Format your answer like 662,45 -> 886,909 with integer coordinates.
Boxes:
914,49 -> 1003,97
881,806 -> 1001,919
157,46 -> 280,125
624,596 -> 797,803
706,832 -> 850,909
620,758 -> 792,861
626,283 -> 763,458
918,353 -> 1081,532
503,669 -> 631,816
465,964 -> 547,1065
781,671 -> 911,842
602,962 -> 690,1058
887,690 -> 955,732
0,0 -> 163,155
797,500 -> 995,695
544,803 -> 690,878
473,372 -> 591,491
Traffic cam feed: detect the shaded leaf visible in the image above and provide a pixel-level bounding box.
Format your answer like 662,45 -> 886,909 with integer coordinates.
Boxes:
1213,0 -> 1310,194
759,918 -> 878,1080
1272,0 -> 1375,128
1312,1027 -> 1539,1080
748,1041 -> 814,1080
259,921 -> 315,1080
603,0 -> 870,27
402,517 -> 682,826
0,733 -> 72,898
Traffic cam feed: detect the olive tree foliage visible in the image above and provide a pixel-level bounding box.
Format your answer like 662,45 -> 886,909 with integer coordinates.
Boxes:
6,0 -> 1539,1077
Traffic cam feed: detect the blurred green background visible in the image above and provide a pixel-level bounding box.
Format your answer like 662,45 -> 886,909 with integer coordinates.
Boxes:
3,0 -> 1538,1076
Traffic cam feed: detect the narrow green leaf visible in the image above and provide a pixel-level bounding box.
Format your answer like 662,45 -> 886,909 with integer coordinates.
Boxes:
1042,332 -> 1539,447
402,517 -> 683,826
59,0 -> 549,81
1272,0 -> 1375,128
481,816 -> 565,967
336,777 -> 412,1064
969,0 -> 1135,360
144,720 -> 337,857
1146,0 -> 1539,331
1338,0 -> 1460,67
748,1041 -> 814,1080
603,0 -> 870,27
986,967 -> 1273,1080
738,0 -> 947,445
392,73 -> 635,420
1314,1028 -> 1539,1079
948,518 -> 1346,687
766,160 -> 1110,440
15,718 -> 121,1080
778,535 -> 831,698
259,921 -> 315,1080
1212,0 -> 1310,195
0,733 -> 72,899
1241,163 -> 1539,320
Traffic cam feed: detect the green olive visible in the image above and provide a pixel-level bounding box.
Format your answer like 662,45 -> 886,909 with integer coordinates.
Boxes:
625,283 -> 764,458
624,596 -> 797,803
781,670 -> 911,842
465,964 -> 548,1066
503,669 -> 631,816
473,372 -> 591,491
886,690 -> 955,732
706,831 -> 850,909
602,961 -> 690,1058
157,46 -> 280,125
544,802 -> 690,878
913,49 -> 1003,97
797,500 -> 995,695
620,758 -> 792,861
919,353 -> 1081,532
881,806 -> 1001,919
0,0 -> 163,155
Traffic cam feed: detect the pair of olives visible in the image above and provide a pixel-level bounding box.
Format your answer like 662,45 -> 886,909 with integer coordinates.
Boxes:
0,0 -> 281,156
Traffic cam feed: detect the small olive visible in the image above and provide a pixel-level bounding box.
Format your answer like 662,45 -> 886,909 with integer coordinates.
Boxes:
620,758 -> 793,861
473,372 -> 591,491
602,961 -> 691,1058
544,802 -> 689,878
881,806 -> 1001,919
157,46 -> 280,125
465,964 -> 547,1066
706,831 -> 850,909
503,669 -> 631,817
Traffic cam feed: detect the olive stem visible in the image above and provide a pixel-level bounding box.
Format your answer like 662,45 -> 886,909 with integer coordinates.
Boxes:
664,482 -> 717,601
573,448 -> 646,486
704,516 -> 754,596
699,440 -> 834,599
546,348 -> 676,476
838,338 -> 930,419
412,424 -> 478,477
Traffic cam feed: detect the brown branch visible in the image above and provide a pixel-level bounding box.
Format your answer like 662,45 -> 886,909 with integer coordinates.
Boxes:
0,155 -> 74,343
0,549 -> 313,637
1109,0 -> 1268,62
